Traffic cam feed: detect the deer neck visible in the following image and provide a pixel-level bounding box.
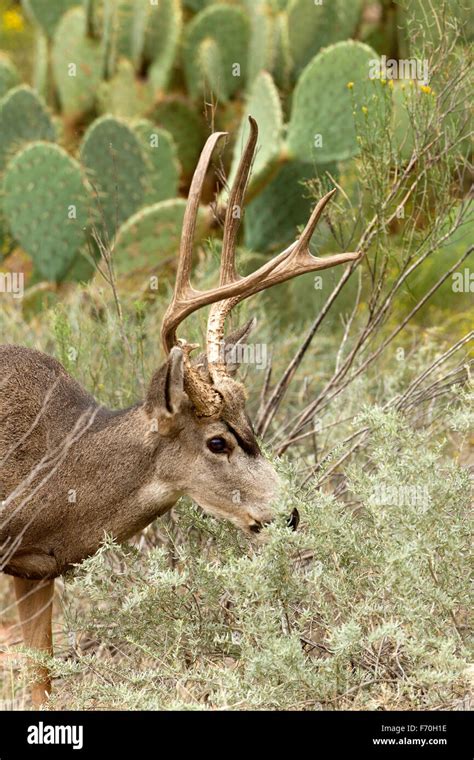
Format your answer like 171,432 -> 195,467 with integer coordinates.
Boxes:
63,402 -> 183,528
4,402 -> 182,578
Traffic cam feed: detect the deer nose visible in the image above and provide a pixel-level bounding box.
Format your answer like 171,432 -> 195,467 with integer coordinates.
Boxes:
286,508 -> 300,531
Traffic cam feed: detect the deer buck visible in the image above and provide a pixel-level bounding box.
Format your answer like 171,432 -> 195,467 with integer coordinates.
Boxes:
0,117 -> 360,707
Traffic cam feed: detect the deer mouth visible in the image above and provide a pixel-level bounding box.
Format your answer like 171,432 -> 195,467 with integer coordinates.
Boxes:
249,508 -> 299,535
287,508 -> 300,531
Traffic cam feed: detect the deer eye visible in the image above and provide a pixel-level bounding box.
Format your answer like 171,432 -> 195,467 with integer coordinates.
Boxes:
207,437 -> 228,454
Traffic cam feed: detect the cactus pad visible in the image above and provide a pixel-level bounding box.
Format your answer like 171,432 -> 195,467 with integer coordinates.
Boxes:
132,120 -> 180,204
0,54 -> 19,100
80,116 -> 148,239
244,159 -> 336,252
0,86 -> 55,172
113,198 -> 210,276
152,98 -> 206,179
183,5 -> 250,100
52,7 -> 103,118
228,71 -> 283,193
3,142 -> 90,282
22,0 -> 78,38
287,0 -> 363,76
97,58 -> 153,118
287,41 -> 378,163
145,0 -> 182,93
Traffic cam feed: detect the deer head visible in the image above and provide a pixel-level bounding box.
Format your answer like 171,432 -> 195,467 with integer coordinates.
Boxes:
145,116 -> 361,535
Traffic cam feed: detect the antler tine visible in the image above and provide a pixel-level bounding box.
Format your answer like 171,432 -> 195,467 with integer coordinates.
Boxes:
161,130 -> 228,354
207,117 -> 259,380
220,116 -> 259,286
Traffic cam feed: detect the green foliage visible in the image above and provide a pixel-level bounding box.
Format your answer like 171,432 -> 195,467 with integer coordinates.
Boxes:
287,41 -> 378,163
398,0 -> 473,52
271,11 -> 292,90
391,80 -> 416,162
0,52 -> 19,99
3,142 -> 89,281
146,0 -> 182,93
132,120 -> 180,204
113,0 -> 149,70
52,7 -> 103,118
0,0 -> 471,714
80,115 -> 147,238
183,4 -> 250,100
244,0 -> 275,85
287,0 -> 362,76
21,0 -> 78,38
227,71 -> 283,192
0,85 -> 55,172
244,159 -> 335,252
151,98 -> 206,179
113,198 -> 210,276
97,58 -> 153,118
31,29 -> 48,99
48,407 -> 471,710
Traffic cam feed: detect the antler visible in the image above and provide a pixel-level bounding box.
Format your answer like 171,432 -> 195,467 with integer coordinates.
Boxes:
160,117 -> 362,411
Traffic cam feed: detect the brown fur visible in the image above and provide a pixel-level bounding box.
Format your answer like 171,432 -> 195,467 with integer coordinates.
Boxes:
0,340 -> 280,581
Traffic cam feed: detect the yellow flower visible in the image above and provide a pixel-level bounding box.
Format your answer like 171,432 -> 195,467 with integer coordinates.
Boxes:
3,9 -> 24,32
346,81 -> 354,89
388,79 -> 394,89
380,78 -> 387,86
420,84 -> 432,94
361,106 -> 368,114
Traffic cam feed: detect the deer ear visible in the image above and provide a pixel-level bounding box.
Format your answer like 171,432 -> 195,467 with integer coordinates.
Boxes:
145,347 -> 189,434
192,318 -> 257,378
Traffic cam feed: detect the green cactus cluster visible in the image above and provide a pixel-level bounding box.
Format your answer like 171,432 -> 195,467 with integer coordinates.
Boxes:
0,85 -> 55,171
113,198 -> 210,276
0,0 -> 467,295
0,53 -> 19,99
3,142 -> 89,281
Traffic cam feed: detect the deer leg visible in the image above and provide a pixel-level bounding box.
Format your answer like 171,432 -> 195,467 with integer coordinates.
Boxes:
13,576 -> 54,707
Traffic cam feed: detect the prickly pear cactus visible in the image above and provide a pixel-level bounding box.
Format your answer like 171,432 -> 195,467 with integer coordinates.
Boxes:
183,5 -> 250,100
132,120 -> 180,204
183,0 -> 209,10
0,86 -> 56,172
271,12 -> 292,90
244,159 -> 336,252
227,71 -> 283,194
146,0 -> 182,93
197,38 -> 228,101
287,0 -> 363,76
113,199 -> 210,276
80,115 -> 147,239
22,0 -> 78,38
152,98 -> 206,179
0,54 -> 19,100
114,0 -> 150,70
52,7 -> 103,118
32,30 -> 49,99
287,41 -> 378,164
97,58 -> 153,118
3,142 -> 90,282
244,0 -> 275,85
